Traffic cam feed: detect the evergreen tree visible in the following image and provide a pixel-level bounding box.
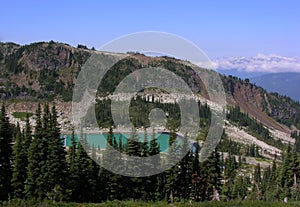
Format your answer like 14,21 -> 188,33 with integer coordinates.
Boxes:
280,144 -> 293,188
23,115 -> 32,154
261,165 -> 271,200
254,164 -> 262,183
222,155 -> 237,201
200,148 -> 222,201
139,129 -> 153,201
11,123 -> 26,198
23,114 -> 32,177
101,127 -> 114,200
88,145 -> 100,202
232,176 -> 248,200
25,104 -> 43,198
67,130 -> 78,201
126,128 -> 143,199
25,104 -> 66,200
177,134 -> 192,202
252,164 -> 262,200
144,129 -> 163,201
109,128 -> 127,200
149,128 -> 160,174
37,104 -> 52,198
0,104 -> 13,200
43,106 -> 66,201
165,127 -> 180,203
141,128 -> 148,157
190,139 -> 201,202
72,136 -> 95,202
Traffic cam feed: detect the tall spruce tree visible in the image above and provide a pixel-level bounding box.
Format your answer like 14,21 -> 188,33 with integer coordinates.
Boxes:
126,128 -> 142,199
165,127 -> 180,203
280,144 -> 293,188
11,123 -> 26,198
232,176 -> 248,200
261,165 -> 271,200
140,128 -> 152,201
25,104 -> 66,200
43,106 -> 66,201
88,145 -> 101,202
252,164 -> 262,200
268,157 -> 280,201
72,135 -> 94,202
178,133 -> 192,202
200,148 -> 222,201
67,130 -> 78,201
190,139 -> 201,202
12,113 -> 32,199
222,154 -> 238,201
148,129 -> 161,201
0,104 -> 13,200
23,115 -> 32,156
37,104 -> 52,198
25,104 -> 43,198
100,127 -> 114,200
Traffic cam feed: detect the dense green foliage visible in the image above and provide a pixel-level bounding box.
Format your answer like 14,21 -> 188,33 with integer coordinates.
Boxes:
25,104 -> 66,200
94,96 -> 182,129
94,95 -> 211,129
1,200 -> 300,207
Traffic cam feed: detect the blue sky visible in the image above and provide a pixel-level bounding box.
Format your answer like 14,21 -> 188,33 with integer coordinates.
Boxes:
1,0 -> 299,59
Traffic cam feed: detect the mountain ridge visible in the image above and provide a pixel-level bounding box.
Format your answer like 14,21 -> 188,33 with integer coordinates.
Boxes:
0,41 -> 299,134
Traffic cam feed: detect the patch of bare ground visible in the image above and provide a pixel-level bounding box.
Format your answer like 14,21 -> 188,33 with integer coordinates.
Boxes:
225,122 -> 282,158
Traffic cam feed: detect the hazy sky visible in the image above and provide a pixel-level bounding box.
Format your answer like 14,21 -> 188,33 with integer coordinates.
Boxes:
1,0 -> 299,59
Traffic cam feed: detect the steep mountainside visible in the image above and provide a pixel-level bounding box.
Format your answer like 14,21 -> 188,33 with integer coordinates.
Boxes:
1,41 -> 300,133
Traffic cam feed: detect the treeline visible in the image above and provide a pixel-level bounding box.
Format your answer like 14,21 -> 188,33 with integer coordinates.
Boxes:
93,97 -> 211,129
1,104 -> 300,204
227,106 -> 285,149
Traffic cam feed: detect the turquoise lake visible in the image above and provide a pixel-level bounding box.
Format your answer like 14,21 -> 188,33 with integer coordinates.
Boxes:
62,132 -> 182,152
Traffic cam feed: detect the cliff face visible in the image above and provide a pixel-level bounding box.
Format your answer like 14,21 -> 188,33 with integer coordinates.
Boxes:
1,41 -> 299,132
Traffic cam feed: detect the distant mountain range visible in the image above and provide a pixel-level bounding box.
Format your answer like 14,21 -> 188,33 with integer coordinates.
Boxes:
213,54 -> 300,102
251,72 -> 300,102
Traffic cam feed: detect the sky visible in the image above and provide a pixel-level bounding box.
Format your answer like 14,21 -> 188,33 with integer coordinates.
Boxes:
1,0 -> 300,72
